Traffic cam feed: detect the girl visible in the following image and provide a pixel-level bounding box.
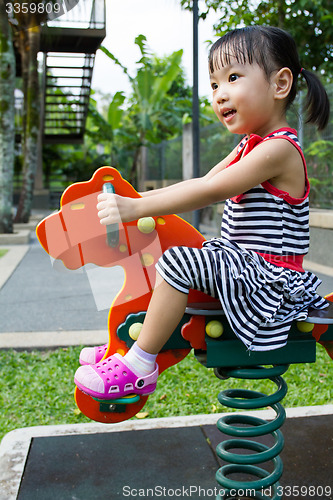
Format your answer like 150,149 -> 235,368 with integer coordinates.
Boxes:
75,26 -> 330,400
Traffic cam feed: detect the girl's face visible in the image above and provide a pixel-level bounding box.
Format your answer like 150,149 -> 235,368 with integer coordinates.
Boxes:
210,53 -> 283,137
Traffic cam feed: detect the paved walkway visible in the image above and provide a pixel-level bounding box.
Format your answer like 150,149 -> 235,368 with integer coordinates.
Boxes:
0,227 -> 123,348
1,219 -> 333,350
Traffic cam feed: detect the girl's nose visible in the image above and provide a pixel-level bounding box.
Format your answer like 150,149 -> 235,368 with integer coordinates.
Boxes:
216,87 -> 228,103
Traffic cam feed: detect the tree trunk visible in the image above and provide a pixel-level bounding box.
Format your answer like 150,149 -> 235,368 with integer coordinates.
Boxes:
0,4 -> 15,233
14,25 -> 41,223
276,0 -> 286,28
129,130 -> 146,188
129,146 -> 140,188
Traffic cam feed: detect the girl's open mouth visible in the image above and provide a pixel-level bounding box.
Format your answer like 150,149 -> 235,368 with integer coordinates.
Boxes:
223,109 -> 236,122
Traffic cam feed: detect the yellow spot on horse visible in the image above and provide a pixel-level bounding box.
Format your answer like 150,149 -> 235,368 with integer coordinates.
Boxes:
70,203 -> 85,210
141,253 -> 154,267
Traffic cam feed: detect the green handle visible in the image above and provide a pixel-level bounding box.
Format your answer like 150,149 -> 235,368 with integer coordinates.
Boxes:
103,183 -> 119,247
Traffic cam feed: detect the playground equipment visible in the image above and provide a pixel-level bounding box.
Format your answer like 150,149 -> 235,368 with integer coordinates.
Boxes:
36,167 -> 333,500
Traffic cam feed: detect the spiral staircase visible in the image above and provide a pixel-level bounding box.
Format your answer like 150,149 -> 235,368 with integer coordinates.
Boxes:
40,0 -> 106,144
15,0 -> 106,145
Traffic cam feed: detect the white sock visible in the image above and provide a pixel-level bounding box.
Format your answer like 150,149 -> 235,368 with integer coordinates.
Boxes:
124,342 -> 157,376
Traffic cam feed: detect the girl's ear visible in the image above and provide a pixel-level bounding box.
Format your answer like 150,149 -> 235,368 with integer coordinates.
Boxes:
273,67 -> 293,100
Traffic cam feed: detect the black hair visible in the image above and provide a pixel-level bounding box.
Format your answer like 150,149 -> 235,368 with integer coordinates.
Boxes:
208,26 -> 330,130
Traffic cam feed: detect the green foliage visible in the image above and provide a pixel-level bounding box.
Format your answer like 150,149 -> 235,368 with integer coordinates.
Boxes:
101,34 -> 186,142
45,144 -> 110,185
306,139 -> 333,207
107,92 -> 126,132
181,0 -> 333,79
0,346 -> 332,443
86,36 -> 198,182
306,139 -> 333,160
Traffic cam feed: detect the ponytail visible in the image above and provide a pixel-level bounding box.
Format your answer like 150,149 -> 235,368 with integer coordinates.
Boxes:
300,69 -> 330,130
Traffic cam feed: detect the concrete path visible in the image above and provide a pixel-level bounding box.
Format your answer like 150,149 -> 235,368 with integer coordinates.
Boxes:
0,230 -> 124,348
1,220 -> 333,349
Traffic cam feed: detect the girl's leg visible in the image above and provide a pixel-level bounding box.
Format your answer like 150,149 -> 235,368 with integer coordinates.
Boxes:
80,245 -> 217,365
74,273 -> 188,398
79,274 -> 187,365
122,273 -> 187,375
135,272 -> 188,354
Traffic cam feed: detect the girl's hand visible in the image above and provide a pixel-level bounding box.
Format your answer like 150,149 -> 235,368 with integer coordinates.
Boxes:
97,193 -> 137,225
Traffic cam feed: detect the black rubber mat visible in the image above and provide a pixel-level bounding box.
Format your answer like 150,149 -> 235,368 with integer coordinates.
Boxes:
17,415 -> 333,500
17,426 -> 219,500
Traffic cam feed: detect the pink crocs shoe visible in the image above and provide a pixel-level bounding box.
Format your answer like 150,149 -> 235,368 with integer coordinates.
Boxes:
74,353 -> 158,400
79,344 -> 108,365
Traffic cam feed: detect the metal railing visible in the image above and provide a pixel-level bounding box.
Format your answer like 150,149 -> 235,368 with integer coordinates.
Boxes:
47,0 -> 105,29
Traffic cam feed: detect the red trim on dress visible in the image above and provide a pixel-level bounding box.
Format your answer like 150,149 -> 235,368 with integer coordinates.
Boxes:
257,252 -> 305,272
229,128 -> 309,205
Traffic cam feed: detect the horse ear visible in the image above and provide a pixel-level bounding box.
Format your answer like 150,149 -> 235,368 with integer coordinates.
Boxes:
95,167 -> 141,199
59,167 -> 140,207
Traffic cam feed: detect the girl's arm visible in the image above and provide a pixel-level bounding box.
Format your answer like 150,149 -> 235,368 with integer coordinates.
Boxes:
138,178 -> 203,199
138,146 -> 238,198
98,139 -> 292,225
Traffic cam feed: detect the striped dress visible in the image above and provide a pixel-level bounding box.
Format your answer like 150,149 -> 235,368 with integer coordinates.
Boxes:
156,128 -> 327,351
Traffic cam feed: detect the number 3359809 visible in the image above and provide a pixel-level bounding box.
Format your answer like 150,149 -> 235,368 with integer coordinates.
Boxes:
5,2 -> 61,15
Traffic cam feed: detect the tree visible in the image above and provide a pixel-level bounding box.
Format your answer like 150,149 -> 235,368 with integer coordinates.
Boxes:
181,0 -> 333,78
0,1 -> 15,233
100,35 -> 184,185
86,91 -> 126,168
4,1 -> 62,223
13,24 -> 41,222
11,3 -> 46,222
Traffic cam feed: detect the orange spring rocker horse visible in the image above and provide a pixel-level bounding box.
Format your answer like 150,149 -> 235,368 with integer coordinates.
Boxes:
36,167 -> 224,423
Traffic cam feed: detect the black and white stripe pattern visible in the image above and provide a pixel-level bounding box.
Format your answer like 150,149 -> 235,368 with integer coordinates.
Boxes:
155,246 -> 219,298
221,190 -> 309,255
155,130 -> 327,351
156,241 -> 326,351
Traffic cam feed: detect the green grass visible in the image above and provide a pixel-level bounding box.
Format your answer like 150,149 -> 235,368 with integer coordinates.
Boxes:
0,249 -> 8,258
0,345 -> 332,443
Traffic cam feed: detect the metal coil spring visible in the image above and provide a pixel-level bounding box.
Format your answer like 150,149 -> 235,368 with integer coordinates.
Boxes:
214,364 -> 289,500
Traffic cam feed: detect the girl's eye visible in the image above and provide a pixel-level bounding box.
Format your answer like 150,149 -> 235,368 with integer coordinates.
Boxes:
211,82 -> 218,90
229,74 -> 239,82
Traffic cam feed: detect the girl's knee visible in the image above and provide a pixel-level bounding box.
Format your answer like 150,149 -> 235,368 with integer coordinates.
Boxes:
156,247 -> 192,293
